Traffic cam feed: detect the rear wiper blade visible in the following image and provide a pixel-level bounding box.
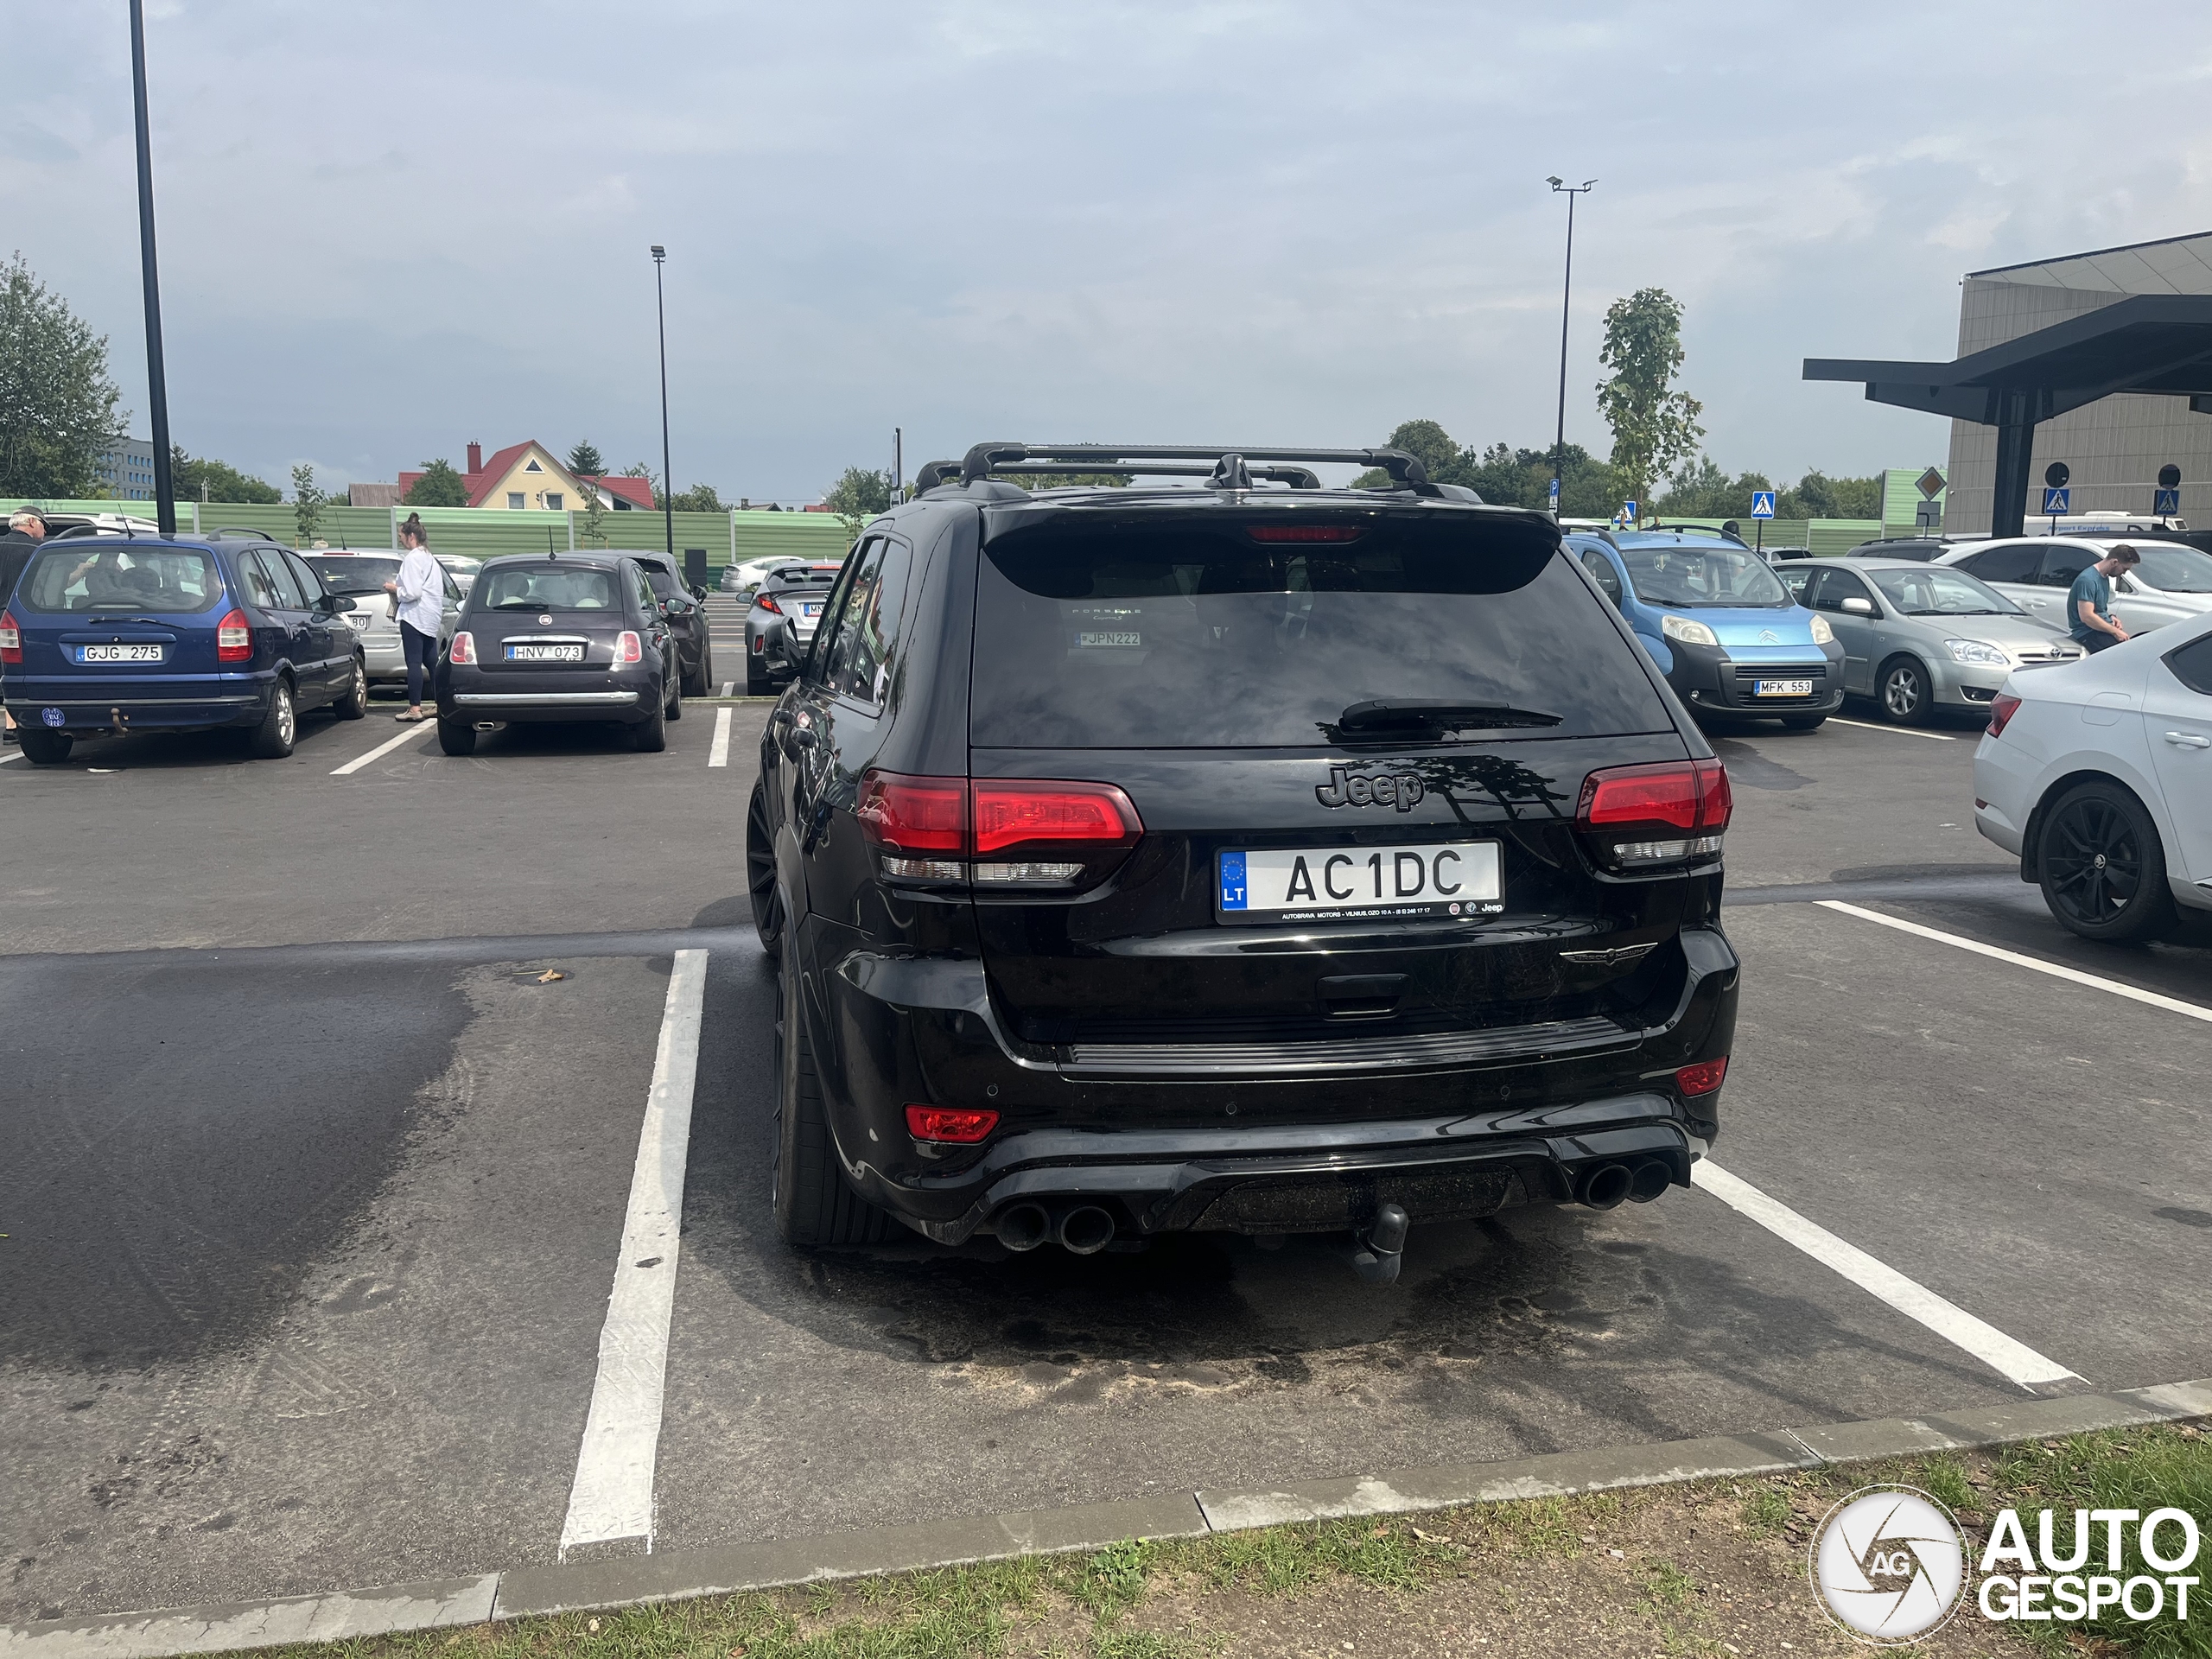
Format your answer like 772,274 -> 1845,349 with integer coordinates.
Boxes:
1337,699 -> 1562,731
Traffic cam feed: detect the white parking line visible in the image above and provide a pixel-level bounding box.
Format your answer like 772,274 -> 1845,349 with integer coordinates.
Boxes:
1825,716 -> 1956,741
708,706 -> 732,768
558,948 -> 709,1556
719,682 -> 733,697
1816,899 -> 2212,1024
330,726 -> 434,776
0,750 -> 20,765
1692,1160 -> 2082,1393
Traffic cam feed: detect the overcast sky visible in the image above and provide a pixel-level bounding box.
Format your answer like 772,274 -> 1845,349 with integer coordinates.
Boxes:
8,1 -> 2210,501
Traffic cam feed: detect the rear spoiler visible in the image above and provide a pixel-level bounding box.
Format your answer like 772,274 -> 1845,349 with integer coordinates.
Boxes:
914,444 -> 1444,496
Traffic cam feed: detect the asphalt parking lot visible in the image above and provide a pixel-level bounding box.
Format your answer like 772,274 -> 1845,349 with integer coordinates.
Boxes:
6,693 -> 2211,1625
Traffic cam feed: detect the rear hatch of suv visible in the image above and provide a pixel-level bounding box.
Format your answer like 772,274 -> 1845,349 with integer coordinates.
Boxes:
963,501 -> 1700,1065
5,543 -> 232,708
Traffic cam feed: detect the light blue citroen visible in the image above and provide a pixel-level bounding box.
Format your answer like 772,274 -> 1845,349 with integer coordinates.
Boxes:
1564,528 -> 1847,731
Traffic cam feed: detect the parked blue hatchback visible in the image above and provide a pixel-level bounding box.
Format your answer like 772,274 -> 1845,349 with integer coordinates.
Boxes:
1,533 -> 368,764
1564,528 -> 1846,730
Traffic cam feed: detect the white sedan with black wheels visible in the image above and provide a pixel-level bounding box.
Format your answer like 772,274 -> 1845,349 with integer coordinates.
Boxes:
1974,611 -> 2212,941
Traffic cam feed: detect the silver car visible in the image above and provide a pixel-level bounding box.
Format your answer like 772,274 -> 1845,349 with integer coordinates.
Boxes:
1933,537 -> 2212,638
301,553 -> 462,690
1776,557 -> 2082,724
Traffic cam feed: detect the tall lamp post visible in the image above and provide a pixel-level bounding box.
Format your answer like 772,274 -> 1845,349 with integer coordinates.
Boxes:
130,0 -> 177,537
651,245 -> 673,563
1545,176 -> 1596,524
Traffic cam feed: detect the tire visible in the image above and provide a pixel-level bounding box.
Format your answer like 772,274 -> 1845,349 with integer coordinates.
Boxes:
747,780 -> 784,952
773,932 -> 894,1248
629,699 -> 667,753
334,656 -> 368,720
436,716 -> 477,757
682,643 -> 711,699
2036,781 -> 2177,943
1876,656 -> 1932,725
1779,715 -> 1827,732
17,728 -> 71,765
249,678 -> 296,759
664,670 -> 682,721
746,660 -> 773,696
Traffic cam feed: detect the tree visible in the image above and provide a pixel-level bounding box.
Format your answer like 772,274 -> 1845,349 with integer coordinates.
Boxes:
1781,470 -> 1882,521
566,440 -> 605,478
404,459 -> 469,507
291,463 -> 326,544
1596,289 -> 1705,510
577,479 -> 610,546
823,466 -> 893,541
172,446 -> 281,503
0,252 -> 125,498
668,482 -> 726,512
1656,456 -> 1774,520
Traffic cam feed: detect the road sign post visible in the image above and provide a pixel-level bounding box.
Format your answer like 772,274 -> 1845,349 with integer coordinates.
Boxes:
1621,499 -> 1637,528
1750,490 -> 1774,553
2044,463 -> 2069,532
2157,463 -> 2183,520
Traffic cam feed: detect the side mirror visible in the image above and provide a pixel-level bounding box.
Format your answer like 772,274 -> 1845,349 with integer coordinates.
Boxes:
1841,596 -> 1877,615
690,584 -> 708,602
325,594 -> 353,613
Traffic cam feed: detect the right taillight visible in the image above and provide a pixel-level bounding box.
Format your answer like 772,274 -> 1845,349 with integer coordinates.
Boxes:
1577,759 -> 1730,870
856,772 -> 1144,889
449,631 -> 475,664
216,609 -> 252,663
0,611 -> 20,664
1987,691 -> 2021,737
615,630 -> 643,664
755,594 -> 782,614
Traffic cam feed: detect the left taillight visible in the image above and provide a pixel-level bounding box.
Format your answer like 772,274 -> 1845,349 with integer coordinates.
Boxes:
856,771 -> 1144,889
1576,759 -> 1731,870
1987,691 -> 2021,738
615,630 -> 643,664
0,611 -> 20,665
216,609 -> 252,663
449,631 -> 475,664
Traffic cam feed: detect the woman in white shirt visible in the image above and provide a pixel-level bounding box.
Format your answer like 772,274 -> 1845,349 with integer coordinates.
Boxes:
385,513 -> 446,722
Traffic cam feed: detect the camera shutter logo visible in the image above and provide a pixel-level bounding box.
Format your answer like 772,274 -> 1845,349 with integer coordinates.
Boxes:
1809,1485 -> 1967,1643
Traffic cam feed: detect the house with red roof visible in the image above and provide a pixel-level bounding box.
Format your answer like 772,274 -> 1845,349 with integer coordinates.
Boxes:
396,442 -> 658,512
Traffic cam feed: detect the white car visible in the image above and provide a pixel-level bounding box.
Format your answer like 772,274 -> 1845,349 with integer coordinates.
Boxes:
435,553 -> 482,594
1974,611 -> 2212,941
721,554 -> 809,597
1936,537 -> 2212,638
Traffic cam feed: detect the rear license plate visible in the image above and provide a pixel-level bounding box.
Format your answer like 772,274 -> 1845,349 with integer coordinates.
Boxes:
1218,842 -> 1503,923
506,644 -> 584,663
1753,678 -> 1813,697
801,602 -> 824,618
74,644 -> 164,664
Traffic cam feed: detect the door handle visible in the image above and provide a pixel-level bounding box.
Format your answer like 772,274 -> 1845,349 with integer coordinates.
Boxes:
2164,732 -> 2212,749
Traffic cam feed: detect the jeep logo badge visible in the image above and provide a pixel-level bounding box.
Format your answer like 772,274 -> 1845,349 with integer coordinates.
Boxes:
1316,766 -> 1424,812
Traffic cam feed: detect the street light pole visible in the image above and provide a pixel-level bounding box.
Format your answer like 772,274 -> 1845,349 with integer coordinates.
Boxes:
1546,176 -> 1596,524
130,0 -> 176,537
651,245 -> 673,564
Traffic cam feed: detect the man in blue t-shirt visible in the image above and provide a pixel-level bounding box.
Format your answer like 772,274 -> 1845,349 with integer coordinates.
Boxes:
2068,543 -> 2139,652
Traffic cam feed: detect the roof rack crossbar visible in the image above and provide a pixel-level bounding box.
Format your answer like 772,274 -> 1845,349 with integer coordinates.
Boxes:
972,461 -> 1323,488
953,443 -> 1433,492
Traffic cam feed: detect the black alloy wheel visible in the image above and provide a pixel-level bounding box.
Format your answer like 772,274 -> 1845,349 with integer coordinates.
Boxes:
747,780 -> 783,950
2037,781 -> 2176,943
772,929 -> 893,1249
1877,656 -> 1931,725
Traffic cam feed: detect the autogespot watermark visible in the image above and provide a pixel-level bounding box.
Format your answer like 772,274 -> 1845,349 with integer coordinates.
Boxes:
1809,1483 -> 2204,1645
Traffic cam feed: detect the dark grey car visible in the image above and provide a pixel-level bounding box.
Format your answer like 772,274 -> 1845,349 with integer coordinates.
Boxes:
744,561 -> 842,695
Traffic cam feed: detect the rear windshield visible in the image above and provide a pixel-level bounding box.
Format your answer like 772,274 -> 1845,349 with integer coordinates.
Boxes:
304,555 -> 402,594
17,545 -> 224,614
970,515 -> 1671,747
474,565 -> 620,610
2134,545 -> 2212,594
1617,543 -> 1789,607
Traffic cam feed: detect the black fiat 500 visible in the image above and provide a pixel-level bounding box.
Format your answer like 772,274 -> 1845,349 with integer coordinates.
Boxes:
749,445 -> 1740,1274
433,553 -> 677,755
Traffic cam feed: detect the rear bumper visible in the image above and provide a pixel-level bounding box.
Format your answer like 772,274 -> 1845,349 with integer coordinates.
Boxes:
3,677 -> 274,734
808,925 -> 1738,1245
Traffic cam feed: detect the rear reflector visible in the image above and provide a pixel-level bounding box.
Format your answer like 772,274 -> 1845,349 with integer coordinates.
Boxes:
0,611 -> 18,664
1247,524 -> 1367,543
216,609 -> 252,663
1987,691 -> 2021,738
1675,1056 -> 1728,1097
449,631 -> 476,665
905,1104 -> 999,1143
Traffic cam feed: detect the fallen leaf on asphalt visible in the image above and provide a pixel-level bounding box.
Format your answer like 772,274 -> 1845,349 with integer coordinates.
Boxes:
537,969 -> 566,982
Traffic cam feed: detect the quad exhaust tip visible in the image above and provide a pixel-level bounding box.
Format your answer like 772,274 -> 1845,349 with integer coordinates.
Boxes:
1579,1160 -> 1675,1211
1058,1205 -> 1117,1255
995,1200 -> 1051,1251
991,1200 -> 1118,1255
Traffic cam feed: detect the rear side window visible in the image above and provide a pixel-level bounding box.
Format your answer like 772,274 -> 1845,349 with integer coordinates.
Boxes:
822,537 -> 913,708
2037,543 -> 2097,588
970,515 -> 1670,747
1960,543 -> 2040,584
475,564 -> 619,610
2165,632 -> 2212,697
252,550 -> 309,609
16,545 -> 224,614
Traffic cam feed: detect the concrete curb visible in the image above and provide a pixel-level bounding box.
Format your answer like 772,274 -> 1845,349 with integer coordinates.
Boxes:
11,1377 -> 2210,1659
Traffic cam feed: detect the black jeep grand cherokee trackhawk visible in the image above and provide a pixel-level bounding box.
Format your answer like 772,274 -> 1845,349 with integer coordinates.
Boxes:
747,444 -> 1738,1277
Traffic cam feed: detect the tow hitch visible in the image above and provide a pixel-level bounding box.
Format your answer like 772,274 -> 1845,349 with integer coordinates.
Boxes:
1350,1202 -> 1409,1286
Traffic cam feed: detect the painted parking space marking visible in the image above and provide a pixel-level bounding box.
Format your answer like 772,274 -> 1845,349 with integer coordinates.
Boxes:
332,727 -> 435,776
1823,716 -> 1956,741
1692,1160 -> 2082,1393
719,682 -> 733,697
707,707 -> 733,768
1816,899 -> 2212,1024
558,948 -> 709,1555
